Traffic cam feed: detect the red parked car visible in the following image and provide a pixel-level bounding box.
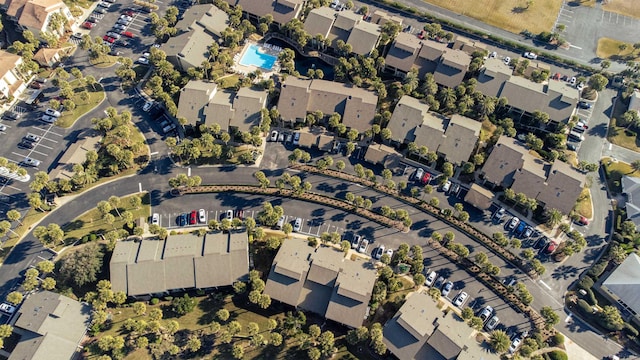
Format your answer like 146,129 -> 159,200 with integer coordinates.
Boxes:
122,9 -> 135,17
576,216 -> 589,226
189,210 -> 197,225
103,36 -> 115,43
121,31 -> 134,38
82,21 -> 95,29
421,172 -> 431,185
544,241 -> 557,255
418,30 -> 426,39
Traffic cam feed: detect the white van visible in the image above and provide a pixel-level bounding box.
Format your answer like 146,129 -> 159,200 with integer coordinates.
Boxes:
276,216 -> 285,230
568,131 -> 584,142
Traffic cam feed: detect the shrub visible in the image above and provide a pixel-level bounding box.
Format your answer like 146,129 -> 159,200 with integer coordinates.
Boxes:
588,261 -> 608,279
551,333 -> 565,346
547,350 -> 568,360
89,233 -> 97,241
164,296 -> 173,301
576,299 -> 592,315
578,275 -> 594,289
81,235 -> 89,244
624,323 -> 639,337
150,298 -> 159,305
585,288 -> 597,306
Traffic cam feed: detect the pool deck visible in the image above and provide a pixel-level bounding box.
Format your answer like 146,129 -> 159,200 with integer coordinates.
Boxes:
232,42 -> 281,80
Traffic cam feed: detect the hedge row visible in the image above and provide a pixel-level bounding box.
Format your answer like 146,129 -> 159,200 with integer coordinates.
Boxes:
293,164 -> 536,278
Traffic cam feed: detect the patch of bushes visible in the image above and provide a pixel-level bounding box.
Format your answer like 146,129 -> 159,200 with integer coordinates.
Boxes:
546,350 -> 568,360
150,298 -> 159,305
584,288 -> 598,306
551,333 -> 565,346
578,275 -> 594,289
624,323 -> 639,337
576,299 -> 593,316
588,261 -> 608,279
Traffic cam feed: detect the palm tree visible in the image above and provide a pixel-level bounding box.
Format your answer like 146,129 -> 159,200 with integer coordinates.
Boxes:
489,330 -> 510,353
545,208 -> 562,228
631,160 -> 640,174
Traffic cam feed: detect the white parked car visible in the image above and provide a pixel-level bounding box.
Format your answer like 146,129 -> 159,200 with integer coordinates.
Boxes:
120,15 -> 133,21
198,209 -> 206,223
441,281 -> 453,297
507,216 -> 520,231
357,239 -> 369,254
441,180 -> 452,192
45,108 -> 61,117
142,101 -> 153,112
41,115 -> 56,123
479,305 -> 493,321
270,130 -> 278,142
424,271 -> 437,287
453,291 -> 468,307
493,207 -> 506,221
22,157 -> 41,167
226,209 -> 233,221
106,32 -> 121,39
485,315 -> 500,330
151,213 -> 159,225
137,57 -> 149,65
25,134 -> 41,142
293,132 -> 300,145
523,52 -> 537,59
385,248 -> 394,259
0,303 -> 16,314
414,168 -> 424,181
293,217 -> 302,232
509,337 -> 522,354
0,124 -> 6,132
503,56 -> 511,65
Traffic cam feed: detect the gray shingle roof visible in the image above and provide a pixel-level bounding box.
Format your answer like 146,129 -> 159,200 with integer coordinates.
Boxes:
179,4 -> 228,37
229,87 -> 267,132
385,32 -> 421,74
387,95 -> 430,143
601,253 -> 640,315
347,21 -> 380,56
622,176 -> 640,229
264,239 -> 377,328
235,0 -> 303,26
439,114 -> 481,165
304,6 -> 336,39
480,136 -> 527,186
10,291 -> 90,360
177,80 -> 217,123
434,49 -> 470,88
110,232 -> 249,296
162,28 -> 213,72
464,183 -> 495,210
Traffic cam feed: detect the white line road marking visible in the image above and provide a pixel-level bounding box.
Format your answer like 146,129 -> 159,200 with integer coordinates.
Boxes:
539,280 -> 552,290
31,126 -> 63,137
36,143 -> 53,150
569,44 -> 582,49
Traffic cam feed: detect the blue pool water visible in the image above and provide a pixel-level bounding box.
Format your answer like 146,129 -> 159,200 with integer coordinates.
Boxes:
239,44 -> 277,70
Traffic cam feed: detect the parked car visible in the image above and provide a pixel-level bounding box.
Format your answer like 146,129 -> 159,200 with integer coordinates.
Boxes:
434,276 -> 445,289
441,281 -> 453,297
373,245 -> 386,260
421,172 -> 431,184
98,1 -> 111,7
103,36 -> 115,44
0,124 -> 6,132
351,234 -> 362,249
441,180 -> 452,192
566,143 -> 577,151
189,210 -> 197,225
576,216 -> 589,225
503,56 -> 511,65
30,82 -> 42,89
578,101 -> 592,109
177,213 -> 187,226
385,248 -> 394,259
552,72 -> 561,80
534,237 -> 549,250
293,132 -> 300,145
417,30 -> 425,39
489,51 -> 497,58
485,315 -> 500,330
543,241 -> 558,255
276,216 -> 285,230
82,21 -> 95,29
113,24 -> 126,31
523,52 -> 537,59
506,216 -> 520,231
18,141 -> 34,149
270,130 -> 278,141
425,271 -> 437,287
198,209 -> 206,223
414,168 -> 424,181
94,8 -> 107,14
41,115 -> 56,123
116,18 -> 130,25
515,222 -> 526,236
450,183 -> 460,195
121,30 -> 134,38
226,209 -> 233,221
522,226 -> 534,239
453,291 -> 468,307
293,217 -> 302,232
106,32 -> 121,39
357,239 -> 369,254
137,57 -> 149,65
122,9 -> 135,16
479,305 -> 493,321
22,157 -> 41,167
25,134 -> 41,142
570,76 -> 577,85
493,207 -> 506,221
142,101 -> 153,112
509,337 -> 522,354
0,303 -> 16,314
120,14 -> 133,21
45,108 -> 61,117
151,213 -> 159,225
3,111 -> 20,120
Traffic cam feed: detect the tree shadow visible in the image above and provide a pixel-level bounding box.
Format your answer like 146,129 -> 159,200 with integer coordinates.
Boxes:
511,6 -> 528,13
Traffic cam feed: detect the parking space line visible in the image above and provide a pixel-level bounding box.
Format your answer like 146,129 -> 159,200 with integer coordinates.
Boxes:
31,126 -> 63,137
35,143 -> 53,150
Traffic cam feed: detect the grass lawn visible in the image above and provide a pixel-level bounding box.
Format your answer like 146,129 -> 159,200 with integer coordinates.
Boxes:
90,55 -> 118,68
596,37 -> 640,61
56,80 -> 106,128
424,0 -> 562,34
480,119 -> 497,142
602,157 -> 640,195
574,188 -> 593,219
602,0 -> 640,19
608,117 -> 640,152
217,74 -> 240,89
61,193 -> 150,247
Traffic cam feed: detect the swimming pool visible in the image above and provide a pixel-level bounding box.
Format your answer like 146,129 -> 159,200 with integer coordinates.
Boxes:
239,44 -> 277,70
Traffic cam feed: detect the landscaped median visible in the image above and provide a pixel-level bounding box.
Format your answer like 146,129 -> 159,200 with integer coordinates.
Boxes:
177,185 -> 407,232
291,164 -> 537,278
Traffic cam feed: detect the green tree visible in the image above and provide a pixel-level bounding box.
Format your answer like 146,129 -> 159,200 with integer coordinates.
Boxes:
489,330 -> 510,353
540,306 -> 560,330
171,294 -> 196,315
